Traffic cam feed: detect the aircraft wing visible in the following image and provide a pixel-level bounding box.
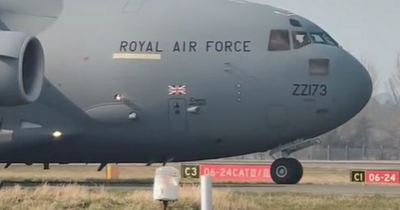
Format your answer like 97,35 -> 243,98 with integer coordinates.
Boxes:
0,0 -> 63,34
0,78 -> 92,135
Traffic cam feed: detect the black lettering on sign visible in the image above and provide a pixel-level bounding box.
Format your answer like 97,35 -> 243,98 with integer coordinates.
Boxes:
181,164 -> 200,178
119,41 -> 163,52
350,170 -> 365,182
292,84 -> 327,96
206,41 -> 251,52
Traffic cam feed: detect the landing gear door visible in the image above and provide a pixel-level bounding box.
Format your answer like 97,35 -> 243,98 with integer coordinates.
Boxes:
168,98 -> 187,133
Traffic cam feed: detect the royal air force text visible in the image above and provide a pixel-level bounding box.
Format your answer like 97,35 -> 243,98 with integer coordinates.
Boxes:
120,41 -> 251,53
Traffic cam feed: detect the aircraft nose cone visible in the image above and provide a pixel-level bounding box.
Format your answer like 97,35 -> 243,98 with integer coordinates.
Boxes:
341,53 -> 373,116
358,62 -> 373,104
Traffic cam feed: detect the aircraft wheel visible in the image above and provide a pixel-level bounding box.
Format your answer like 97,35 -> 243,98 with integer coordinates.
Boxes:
270,157 -> 303,184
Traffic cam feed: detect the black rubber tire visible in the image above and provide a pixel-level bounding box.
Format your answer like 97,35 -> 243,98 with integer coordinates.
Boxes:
270,157 -> 303,184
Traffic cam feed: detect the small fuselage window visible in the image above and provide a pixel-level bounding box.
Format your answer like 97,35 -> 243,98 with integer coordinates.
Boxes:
268,30 -> 291,51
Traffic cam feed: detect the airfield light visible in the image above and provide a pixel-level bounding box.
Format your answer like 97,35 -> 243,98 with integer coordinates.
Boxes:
153,166 -> 180,209
52,131 -> 62,138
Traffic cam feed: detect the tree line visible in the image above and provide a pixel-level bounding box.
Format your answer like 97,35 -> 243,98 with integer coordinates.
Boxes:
319,54 -> 400,149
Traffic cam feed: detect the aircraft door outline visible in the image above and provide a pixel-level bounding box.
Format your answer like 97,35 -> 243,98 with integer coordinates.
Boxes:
168,98 -> 187,133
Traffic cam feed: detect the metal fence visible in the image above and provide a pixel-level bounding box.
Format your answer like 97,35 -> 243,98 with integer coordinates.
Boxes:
230,145 -> 400,161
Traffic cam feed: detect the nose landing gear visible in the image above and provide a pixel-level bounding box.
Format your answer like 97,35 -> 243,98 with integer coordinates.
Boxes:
271,157 -> 303,184
269,138 -> 320,184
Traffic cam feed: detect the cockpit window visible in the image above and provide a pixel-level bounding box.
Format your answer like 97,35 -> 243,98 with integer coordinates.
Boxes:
292,31 -> 311,49
309,32 -> 339,47
268,30 -> 291,51
310,33 -> 325,43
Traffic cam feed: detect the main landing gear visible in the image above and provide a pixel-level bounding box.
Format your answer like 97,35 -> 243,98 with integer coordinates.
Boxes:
268,138 -> 321,184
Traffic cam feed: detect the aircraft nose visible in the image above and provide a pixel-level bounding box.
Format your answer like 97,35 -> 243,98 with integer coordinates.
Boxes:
337,51 -> 373,116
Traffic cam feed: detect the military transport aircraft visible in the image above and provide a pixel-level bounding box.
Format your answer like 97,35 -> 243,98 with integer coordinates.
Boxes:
0,0 -> 372,184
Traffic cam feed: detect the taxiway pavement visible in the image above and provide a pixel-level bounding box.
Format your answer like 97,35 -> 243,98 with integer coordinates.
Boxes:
106,184 -> 400,196
14,183 -> 400,196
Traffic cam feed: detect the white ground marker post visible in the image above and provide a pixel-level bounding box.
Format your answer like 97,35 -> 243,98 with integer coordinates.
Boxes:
153,166 -> 180,210
200,175 -> 213,210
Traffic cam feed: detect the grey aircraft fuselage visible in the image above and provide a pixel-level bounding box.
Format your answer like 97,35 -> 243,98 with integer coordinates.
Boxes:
0,0 -> 372,165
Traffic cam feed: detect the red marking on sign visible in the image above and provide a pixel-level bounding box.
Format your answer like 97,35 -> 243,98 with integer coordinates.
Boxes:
199,164 -> 271,182
365,170 -> 399,184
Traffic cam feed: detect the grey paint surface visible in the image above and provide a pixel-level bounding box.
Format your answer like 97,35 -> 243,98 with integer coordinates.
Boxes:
0,0 -> 372,165
252,0 -> 400,87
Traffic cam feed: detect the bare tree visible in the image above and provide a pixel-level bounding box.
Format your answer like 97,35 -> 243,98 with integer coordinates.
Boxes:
360,57 -> 381,97
380,54 -> 400,147
388,54 -> 400,104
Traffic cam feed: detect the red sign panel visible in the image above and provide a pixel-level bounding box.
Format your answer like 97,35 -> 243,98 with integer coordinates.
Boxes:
199,164 -> 272,182
365,170 -> 400,184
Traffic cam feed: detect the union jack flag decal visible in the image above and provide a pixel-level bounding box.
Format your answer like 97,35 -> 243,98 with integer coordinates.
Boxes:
168,85 -> 186,95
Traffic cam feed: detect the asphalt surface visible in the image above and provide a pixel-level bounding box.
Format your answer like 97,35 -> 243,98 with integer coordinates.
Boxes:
223,184 -> 400,195
3,161 -> 400,197
118,184 -> 400,196
195,160 -> 400,170
10,183 -> 400,196
2,161 -> 400,173
8,160 -> 400,170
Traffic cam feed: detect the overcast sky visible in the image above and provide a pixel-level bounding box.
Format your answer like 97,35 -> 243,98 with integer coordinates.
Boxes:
249,0 -> 400,94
